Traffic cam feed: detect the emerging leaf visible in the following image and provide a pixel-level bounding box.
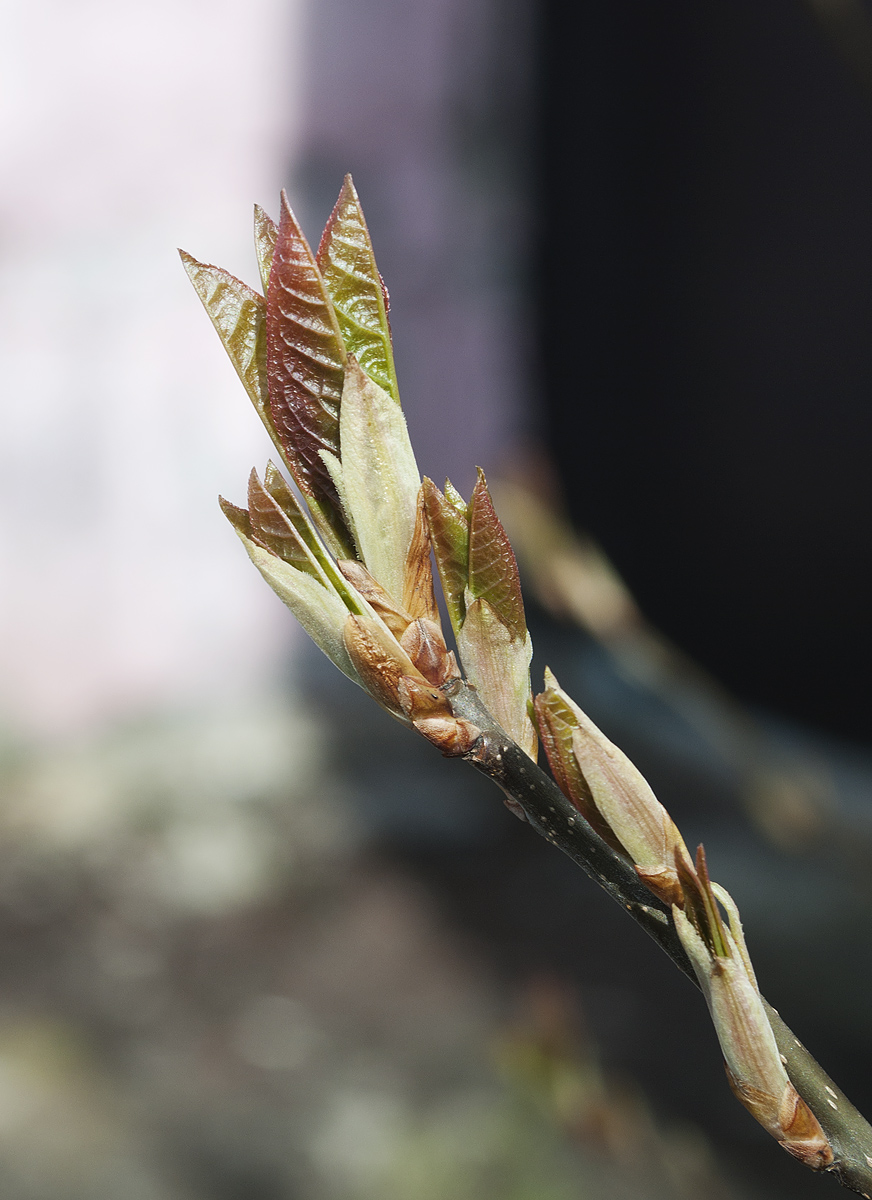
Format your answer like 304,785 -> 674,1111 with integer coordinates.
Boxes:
467,468 -> 527,643
254,204 -> 278,295
316,175 -> 399,403
338,357 -> 421,604
179,251 -> 273,437
421,477 -> 469,634
456,598 -> 537,759
221,498 -> 361,685
676,846 -> 729,958
266,190 -> 351,555
259,463 -> 367,614
247,468 -> 324,580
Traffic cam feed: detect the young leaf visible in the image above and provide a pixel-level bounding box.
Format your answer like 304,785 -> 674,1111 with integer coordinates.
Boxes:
421,477 -> 469,634
254,204 -> 278,295
247,468 -> 324,580
260,462 -> 367,614
456,598 -> 537,759
179,251 -> 273,436
467,468 -> 527,642
220,497 -> 361,685
316,175 -> 399,403
338,357 -> 421,604
266,189 -> 350,551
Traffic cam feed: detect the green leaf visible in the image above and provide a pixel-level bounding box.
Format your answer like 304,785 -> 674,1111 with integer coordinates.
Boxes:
179,250 -> 273,436
254,204 -> 278,295
421,477 -> 469,635
316,175 -> 399,403
467,468 -> 527,642
444,479 -> 467,516
266,189 -> 350,552
338,357 -> 421,604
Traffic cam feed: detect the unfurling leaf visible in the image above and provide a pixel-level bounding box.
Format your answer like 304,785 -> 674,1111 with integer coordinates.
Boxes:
266,190 -> 351,556
247,468 -> 323,580
257,464 -> 366,613
421,477 -> 469,634
254,204 -> 278,295
316,175 -> 399,403
220,498 -> 361,685
467,468 -> 527,642
338,357 -> 421,604
179,251 -> 273,435
438,468 -> 534,758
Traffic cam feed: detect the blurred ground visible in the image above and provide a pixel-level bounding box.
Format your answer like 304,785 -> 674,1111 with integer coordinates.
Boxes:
0,678 -> 762,1200
2,626 -> 872,1198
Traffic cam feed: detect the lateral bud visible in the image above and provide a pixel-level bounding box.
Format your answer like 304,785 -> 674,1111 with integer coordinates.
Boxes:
398,675 -> 480,757
534,668 -> 691,904
400,618 -> 458,685
674,848 -> 833,1170
342,614 -> 422,718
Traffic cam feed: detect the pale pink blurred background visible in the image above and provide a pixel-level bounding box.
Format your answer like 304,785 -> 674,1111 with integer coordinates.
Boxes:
0,0 -> 531,739
0,0 -> 306,735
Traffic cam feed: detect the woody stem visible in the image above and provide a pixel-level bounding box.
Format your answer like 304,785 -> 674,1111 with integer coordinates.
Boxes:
442,677 -> 872,1196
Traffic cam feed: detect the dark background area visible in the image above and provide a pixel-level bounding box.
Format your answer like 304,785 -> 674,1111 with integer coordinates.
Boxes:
536,0 -> 872,744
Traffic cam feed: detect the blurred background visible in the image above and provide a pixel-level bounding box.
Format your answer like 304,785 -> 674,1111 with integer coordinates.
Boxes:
1,0 -> 872,1196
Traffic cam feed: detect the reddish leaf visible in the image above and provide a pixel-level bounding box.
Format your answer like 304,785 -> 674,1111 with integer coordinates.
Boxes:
266,190 -> 349,544
262,462 -> 367,612
467,468 -> 527,642
247,469 -> 322,579
316,175 -> 399,402
219,496 -> 254,539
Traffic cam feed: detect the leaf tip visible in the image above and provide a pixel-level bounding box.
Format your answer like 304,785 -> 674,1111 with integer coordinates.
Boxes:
542,666 -> 559,691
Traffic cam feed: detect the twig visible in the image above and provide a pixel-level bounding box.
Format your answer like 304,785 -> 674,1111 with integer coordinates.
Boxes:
445,676 -> 872,1196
